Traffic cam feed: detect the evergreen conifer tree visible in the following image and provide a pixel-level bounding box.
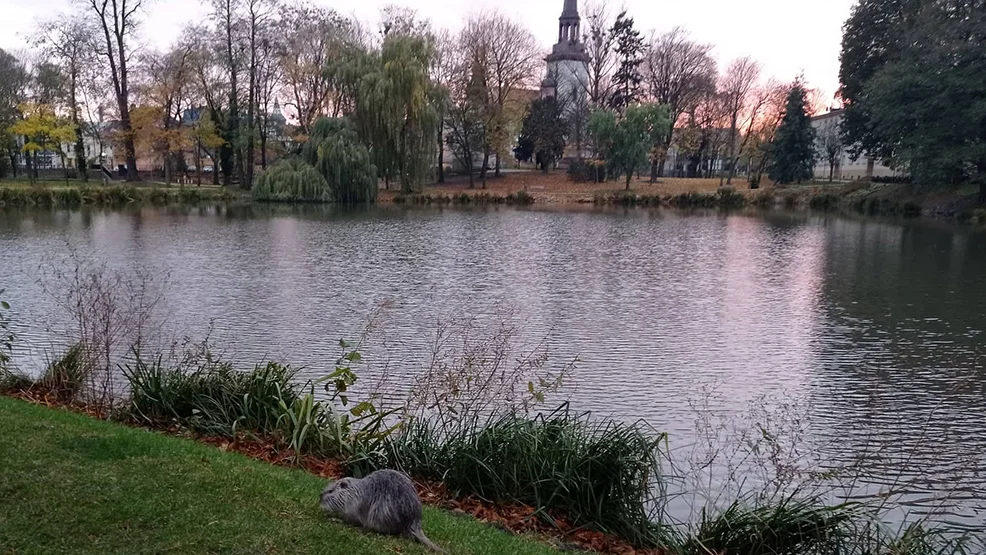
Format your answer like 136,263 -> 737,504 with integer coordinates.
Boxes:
769,83 -> 816,184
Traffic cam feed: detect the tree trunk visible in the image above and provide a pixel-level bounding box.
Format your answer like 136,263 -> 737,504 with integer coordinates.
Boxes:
260,132 -> 267,170
494,152 -> 501,178
164,151 -> 172,185
649,157 -> 658,183
726,113 -> 738,186
245,10 -> 257,191
437,125 -> 445,184
481,150 -> 490,189
829,162 -> 835,183
625,170 -> 631,191
70,73 -> 87,182
980,181 -> 986,206
196,140 -> 202,186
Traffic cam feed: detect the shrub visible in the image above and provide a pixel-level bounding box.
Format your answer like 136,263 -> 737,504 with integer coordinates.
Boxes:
752,191 -> 776,208
567,159 -> 608,183
809,193 -> 841,211
379,406 -> 671,548
40,343 -> 90,403
507,190 -> 535,205
871,175 -> 912,184
123,343 -> 396,462
715,188 -> 748,209
252,158 -> 333,203
685,497 -> 858,555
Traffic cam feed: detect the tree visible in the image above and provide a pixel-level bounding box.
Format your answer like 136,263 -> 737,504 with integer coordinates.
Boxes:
588,103 -> 670,189
9,103 -> 77,182
280,6 -> 364,133
608,11 -> 644,113
186,28 -> 230,185
580,0 -> 617,109
255,26 -> 282,170
350,34 -> 438,194
302,118 -> 377,204
0,49 -> 29,179
848,0 -> 986,202
517,98 -> 567,172
86,0 -> 144,181
839,0 -> 919,162
212,0 -> 244,187
719,57 -> 761,186
443,44 -> 488,189
459,13 -> 540,182
242,0 -> 278,190
769,83 -> 816,185
816,123 -> 842,182
35,15 -> 98,181
643,27 -> 716,180
137,41 -> 194,184
742,84 -> 789,187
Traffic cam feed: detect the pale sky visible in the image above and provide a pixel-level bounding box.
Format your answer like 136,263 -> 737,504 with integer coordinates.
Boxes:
0,0 -> 853,102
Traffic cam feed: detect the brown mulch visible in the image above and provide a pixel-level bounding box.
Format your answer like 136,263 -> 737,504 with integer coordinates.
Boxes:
3,390 -> 666,555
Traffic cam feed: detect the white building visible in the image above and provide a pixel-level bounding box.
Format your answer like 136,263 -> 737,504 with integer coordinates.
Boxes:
811,109 -> 899,181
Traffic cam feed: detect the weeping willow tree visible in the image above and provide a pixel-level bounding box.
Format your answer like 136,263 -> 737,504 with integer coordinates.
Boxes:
351,34 -> 439,194
314,120 -> 378,204
255,118 -> 377,204
251,158 -> 332,202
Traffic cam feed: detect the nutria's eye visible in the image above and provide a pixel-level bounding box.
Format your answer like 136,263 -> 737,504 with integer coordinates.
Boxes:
339,481 -> 348,489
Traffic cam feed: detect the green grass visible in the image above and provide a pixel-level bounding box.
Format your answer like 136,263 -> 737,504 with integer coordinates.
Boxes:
0,396 -> 564,555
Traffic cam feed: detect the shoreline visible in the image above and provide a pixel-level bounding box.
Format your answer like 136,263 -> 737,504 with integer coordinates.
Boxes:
2,173 -> 984,225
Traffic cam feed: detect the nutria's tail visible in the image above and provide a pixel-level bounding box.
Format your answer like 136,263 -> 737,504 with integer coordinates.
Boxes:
411,526 -> 445,553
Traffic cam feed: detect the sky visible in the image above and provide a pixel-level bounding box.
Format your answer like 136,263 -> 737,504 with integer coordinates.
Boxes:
0,0 -> 855,103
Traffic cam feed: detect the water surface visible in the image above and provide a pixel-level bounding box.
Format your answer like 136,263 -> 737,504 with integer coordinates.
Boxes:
2,204 -> 984,524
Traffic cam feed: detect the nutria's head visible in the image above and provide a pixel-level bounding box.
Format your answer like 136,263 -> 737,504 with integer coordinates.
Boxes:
319,477 -> 357,514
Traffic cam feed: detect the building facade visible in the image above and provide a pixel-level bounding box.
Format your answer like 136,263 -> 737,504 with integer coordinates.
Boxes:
811,110 -> 898,181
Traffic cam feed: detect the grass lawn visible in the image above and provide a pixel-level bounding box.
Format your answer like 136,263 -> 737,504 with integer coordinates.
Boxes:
0,397 -> 564,555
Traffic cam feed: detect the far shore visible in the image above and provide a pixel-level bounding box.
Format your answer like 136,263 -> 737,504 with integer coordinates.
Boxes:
2,171 -> 983,221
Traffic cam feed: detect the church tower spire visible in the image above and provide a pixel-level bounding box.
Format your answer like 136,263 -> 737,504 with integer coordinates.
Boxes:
558,0 -> 581,43
541,0 -> 589,100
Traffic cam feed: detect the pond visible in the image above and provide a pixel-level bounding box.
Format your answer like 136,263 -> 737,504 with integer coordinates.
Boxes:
2,204 -> 984,526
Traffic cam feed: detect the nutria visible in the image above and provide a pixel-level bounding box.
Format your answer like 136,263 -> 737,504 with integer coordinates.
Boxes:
319,469 -> 443,552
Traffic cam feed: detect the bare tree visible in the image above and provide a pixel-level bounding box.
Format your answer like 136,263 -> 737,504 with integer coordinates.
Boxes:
460,13 -> 540,180
212,0 -> 243,187
643,27 -> 716,180
280,5 -> 362,133
719,56 -> 762,186
743,83 -> 789,186
255,28 -> 282,169
243,0 -> 278,189
84,0 -> 144,181
580,0 -> 617,110
186,28 -> 229,185
430,29 -> 458,184
35,15 -> 99,181
137,41 -> 194,185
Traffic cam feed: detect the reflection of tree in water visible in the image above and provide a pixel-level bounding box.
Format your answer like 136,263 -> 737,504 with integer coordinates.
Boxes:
807,215 -> 986,523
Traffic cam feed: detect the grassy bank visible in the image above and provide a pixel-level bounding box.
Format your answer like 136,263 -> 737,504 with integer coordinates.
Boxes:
0,396 -> 561,555
0,183 -> 239,208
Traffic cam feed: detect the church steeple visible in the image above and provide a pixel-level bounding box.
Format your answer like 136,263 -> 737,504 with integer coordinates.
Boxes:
558,0 -> 581,43
541,0 -> 589,100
